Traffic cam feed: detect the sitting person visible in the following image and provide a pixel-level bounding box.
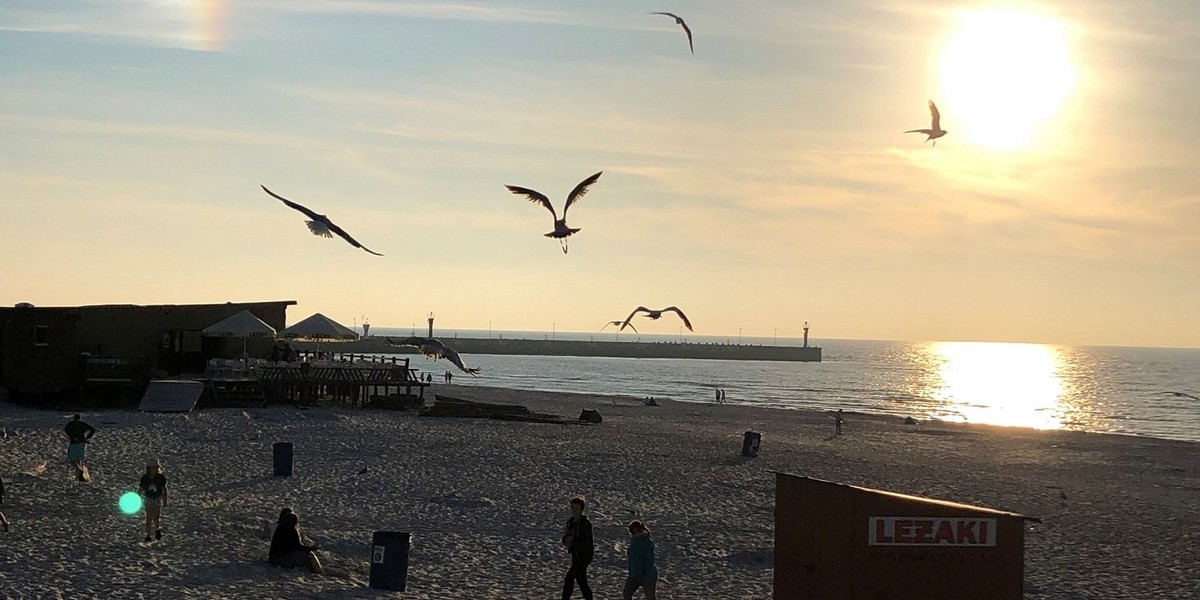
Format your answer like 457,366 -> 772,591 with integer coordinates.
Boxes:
262,507 -> 293,542
269,510 -> 322,573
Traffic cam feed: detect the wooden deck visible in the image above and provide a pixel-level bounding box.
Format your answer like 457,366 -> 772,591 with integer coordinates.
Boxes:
203,357 -> 426,407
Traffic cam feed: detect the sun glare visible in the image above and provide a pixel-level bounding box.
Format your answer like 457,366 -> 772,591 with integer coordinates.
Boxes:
928,341 -> 1068,429
939,7 -> 1076,151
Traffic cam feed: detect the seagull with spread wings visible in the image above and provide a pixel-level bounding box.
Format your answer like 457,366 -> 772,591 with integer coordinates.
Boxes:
261,185 -> 383,256
601,320 -> 638,334
905,100 -> 948,146
1166,391 -> 1199,401
650,12 -> 693,54
620,306 -> 693,332
505,171 -> 602,254
386,336 -> 480,376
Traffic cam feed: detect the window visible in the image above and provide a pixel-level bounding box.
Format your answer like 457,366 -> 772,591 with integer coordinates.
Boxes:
34,325 -> 49,347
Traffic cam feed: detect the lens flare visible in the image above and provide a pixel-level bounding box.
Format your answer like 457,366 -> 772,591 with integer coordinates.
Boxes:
119,492 -> 143,515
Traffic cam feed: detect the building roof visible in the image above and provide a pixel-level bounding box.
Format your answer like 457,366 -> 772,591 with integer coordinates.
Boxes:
773,472 -> 1040,522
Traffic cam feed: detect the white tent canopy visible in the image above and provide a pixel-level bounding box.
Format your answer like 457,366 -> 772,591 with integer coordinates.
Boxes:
201,310 -> 277,337
279,313 -> 359,341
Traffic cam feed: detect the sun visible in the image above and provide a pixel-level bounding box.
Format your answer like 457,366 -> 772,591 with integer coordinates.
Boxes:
938,7 -> 1076,151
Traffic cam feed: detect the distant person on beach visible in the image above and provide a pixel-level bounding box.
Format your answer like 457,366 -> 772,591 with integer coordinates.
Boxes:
447,371 -> 453,384
139,458 -> 167,542
561,495 -> 595,600
623,520 -> 658,600
63,414 -> 95,470
715,388 -> 721,404
269,510 -> 322,573
721,389 -> 727,403
835,409 -> 845,436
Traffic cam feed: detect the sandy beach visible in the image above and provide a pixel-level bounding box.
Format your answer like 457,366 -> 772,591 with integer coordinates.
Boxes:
0,385 -> 1197,599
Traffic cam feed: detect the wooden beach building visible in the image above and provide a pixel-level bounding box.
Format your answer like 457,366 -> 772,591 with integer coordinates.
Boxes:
773,473 -> 1037,600
0,301 -> 294,406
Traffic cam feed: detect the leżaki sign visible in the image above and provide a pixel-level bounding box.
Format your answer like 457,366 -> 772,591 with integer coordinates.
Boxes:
868,517 -> 997,547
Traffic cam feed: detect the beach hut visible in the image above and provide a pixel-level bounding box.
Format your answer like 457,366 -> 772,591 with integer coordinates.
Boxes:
772,472 -> 1037,600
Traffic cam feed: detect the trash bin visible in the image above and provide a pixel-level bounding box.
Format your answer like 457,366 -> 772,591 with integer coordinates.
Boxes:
741,431 -> 761,457
369,531 -> 411,591
273,442 -> 293,477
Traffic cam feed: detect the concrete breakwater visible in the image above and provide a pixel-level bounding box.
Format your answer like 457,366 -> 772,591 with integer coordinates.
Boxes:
294,336 -> 822,362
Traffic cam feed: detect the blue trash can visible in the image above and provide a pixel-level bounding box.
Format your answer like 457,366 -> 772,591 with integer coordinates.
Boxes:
369,531 -> 411,591
273,442 -> 293,477
741,431 -> 761,457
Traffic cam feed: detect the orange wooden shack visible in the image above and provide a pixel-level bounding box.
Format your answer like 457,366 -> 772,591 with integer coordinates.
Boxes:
774,473 -> 1038,600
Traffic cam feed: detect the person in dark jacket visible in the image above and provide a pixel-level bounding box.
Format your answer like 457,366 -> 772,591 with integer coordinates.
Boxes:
139,458 -> 168,542
561,495 -> 595,600
623,520 -> 658,599
63,414 -> 95,470
269,510 -> 322,573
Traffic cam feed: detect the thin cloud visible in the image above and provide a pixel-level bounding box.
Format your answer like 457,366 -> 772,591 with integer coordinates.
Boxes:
0,2 -> 215,50
246,0 -> 586,27
0,113 -> 326,149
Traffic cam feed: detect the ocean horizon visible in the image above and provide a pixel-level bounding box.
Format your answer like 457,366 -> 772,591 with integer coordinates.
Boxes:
368,328 -> 1200,443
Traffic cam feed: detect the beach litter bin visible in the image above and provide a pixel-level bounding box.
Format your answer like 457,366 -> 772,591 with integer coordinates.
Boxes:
580,409 -> 602,424
273,442 -> 293,477
741,431 -> 761,457
369,531 -> 411,591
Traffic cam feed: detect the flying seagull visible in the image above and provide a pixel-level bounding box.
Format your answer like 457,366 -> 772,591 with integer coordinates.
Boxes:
620,306 -> 693,332
1167,391 -> 1199,401
386,336 -> 480,376
601,320 -> 638,334
505,171 -> 602,254
261,185 -> 383,256
650,12 -> 693,54
904,100 -> 948,146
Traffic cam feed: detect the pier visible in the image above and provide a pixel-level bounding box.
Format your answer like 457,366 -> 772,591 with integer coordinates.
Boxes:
293,336 -> 822,362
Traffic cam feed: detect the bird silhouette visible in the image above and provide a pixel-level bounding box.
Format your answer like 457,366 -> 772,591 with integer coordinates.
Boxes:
261,185 -> 383,256
1167,391 -> 1199,401
650,12 -> 693,54
505,172 -> 602,254
601,320 -> 638,334
620,306 -> 693,332
904,100 -> 948,146
386,336 -> 480,376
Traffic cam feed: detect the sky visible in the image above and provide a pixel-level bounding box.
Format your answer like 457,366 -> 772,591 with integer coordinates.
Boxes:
1,0 -> 1197,348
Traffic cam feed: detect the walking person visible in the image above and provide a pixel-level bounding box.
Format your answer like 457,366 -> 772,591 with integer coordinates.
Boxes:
139,458 -> 167,542
63,414 -> 96,479
623,521 -> 658,599
561,495 -> 595,600
835,409 -> 845,436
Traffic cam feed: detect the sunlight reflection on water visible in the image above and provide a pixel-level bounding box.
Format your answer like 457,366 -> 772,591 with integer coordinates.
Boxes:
923,341 -> 1070,430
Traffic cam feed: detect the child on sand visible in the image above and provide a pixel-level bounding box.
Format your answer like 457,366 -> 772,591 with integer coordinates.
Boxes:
139,458 -> 167,542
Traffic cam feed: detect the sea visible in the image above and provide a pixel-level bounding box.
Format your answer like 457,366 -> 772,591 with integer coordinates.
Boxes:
369,327 -> 1200,443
